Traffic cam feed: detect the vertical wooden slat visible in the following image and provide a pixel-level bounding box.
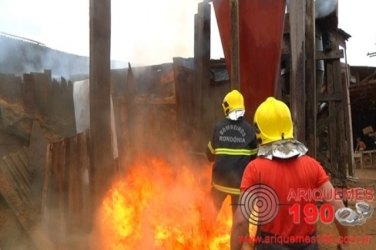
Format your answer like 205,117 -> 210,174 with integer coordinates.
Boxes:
288,0 -> 306,143
332,36 -> 346,182
305,0 -> 317,156
28,120 -> 48,214
326,63 -> 339,177
343,67 -> 355,176
78,131 -> 91,232
194,11 -> 203,151
89,0 -> 114,212
172,58 -> 195,146
194,1 -> 211,151
67,136 -> 80,232
41,144 -> 52,215
48,139 -> 67,244
230,0 -> 240,90
22,73 -> 36,115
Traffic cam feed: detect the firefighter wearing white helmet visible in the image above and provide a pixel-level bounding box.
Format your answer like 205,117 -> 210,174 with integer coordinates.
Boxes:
206,89 -> 258,215
230,97 -> 349,250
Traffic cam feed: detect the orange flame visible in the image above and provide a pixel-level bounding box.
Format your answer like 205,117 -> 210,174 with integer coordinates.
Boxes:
96,156 -> 254,250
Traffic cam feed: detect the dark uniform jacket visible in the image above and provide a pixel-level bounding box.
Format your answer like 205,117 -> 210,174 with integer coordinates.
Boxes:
206,117 -> 258,191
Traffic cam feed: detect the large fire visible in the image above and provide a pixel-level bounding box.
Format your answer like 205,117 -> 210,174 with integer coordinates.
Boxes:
95,155 -> 255,249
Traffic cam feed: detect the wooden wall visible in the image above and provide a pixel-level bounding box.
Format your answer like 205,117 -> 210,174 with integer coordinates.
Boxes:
0,62 -> 184,248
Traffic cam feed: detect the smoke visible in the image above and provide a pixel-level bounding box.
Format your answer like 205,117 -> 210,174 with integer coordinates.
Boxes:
0,34 -> 89,78
285,0 -> 338,19
111,0 -> 201,65
315,0 -> 338,19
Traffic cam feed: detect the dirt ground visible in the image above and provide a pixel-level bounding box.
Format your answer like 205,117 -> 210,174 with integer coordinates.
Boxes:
317,167 -> 376,250
1,160 -> 376,250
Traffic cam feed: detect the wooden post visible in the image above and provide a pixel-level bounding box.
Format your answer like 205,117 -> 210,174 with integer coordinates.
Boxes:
89,0 -> 114,213
194,1 -> 211,151
288,0 -> 306,143
332,36 -> 347,183
305,0 -> 317,156
230,0 -> 240,90
343,66 -> 355,176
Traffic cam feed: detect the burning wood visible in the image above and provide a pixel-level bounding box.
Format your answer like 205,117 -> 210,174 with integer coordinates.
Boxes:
95,155 -> 255,249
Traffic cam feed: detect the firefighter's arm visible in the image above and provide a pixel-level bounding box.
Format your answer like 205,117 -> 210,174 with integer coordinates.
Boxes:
319,181 -> 349,249
230,194 -> 249,250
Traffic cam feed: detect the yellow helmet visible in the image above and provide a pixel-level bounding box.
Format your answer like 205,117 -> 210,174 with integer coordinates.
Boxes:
253,97 -> 294,145
222,90 -> 245,116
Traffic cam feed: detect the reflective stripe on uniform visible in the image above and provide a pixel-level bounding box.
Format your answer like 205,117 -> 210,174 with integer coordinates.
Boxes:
212,182 -> 241,195
214,147 -> 258,156
208,141 -> 215,154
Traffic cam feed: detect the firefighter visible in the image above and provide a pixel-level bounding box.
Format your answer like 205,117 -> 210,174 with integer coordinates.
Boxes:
230,97 -> 349,250
206,89 -> 258,215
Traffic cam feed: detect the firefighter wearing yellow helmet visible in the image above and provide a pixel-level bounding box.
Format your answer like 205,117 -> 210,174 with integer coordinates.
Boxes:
206,89 -> 258,215
222,89 -> 245,117
230,97 -> 349,250
253,96 -> 294,145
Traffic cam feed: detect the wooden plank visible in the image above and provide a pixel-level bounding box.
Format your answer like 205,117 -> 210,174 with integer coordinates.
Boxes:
194,1 -> 212,151
78,132 -> 91,231
172,58 -> 195,146
1,156 -> 31,210
194,9 -> 203,148
8,153 -> 31,187
67,136 -> 81,232
288,0 -> 306,143
28,120 -> 48,214
18,147 -> 29,167
326,64 -> 338,173
194,12 -> 200,129
199,1 -> 212,152
29,72 -> 51,118
0,74 -> 23,104
49,78 -> 76,137
316,49 -> 344,60
22,73 -> 37,115
89,0 -> 115,211
305,0 -> 316,156
343,69 -> 355,176
22,72 -> 76,138
0,161 -> 34,227
332,42 -> 347,182
0,160 -> 55,249
10,150 -> 30,178
63,138 -> 71,222
47,139 -> 66,240
317,93 -> 343,101
41,144 -> 51,216
230,0 -> 240,89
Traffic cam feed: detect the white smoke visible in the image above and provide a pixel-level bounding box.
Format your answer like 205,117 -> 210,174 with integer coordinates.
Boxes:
285,0 -> 338,19
315,0 -> 338,19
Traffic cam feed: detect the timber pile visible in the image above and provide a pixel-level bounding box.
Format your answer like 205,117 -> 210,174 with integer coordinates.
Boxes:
0,147 -> 54,249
